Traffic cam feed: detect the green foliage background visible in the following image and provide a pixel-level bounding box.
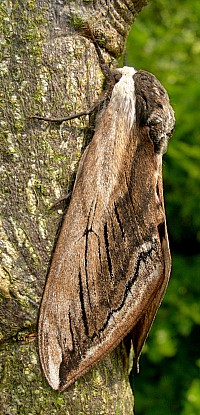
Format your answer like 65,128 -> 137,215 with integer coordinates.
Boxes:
126,1 -> 200,413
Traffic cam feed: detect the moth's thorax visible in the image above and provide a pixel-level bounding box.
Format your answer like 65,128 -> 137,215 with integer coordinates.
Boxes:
110,66 -> 137,131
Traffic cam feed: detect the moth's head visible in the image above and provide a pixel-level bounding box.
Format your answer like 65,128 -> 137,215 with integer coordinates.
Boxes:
110,67 -> 175,153
112,66 -> 137,82
133,70 -> 175,155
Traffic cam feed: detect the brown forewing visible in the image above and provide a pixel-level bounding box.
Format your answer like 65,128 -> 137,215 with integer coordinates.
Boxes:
38,99 -> 171,390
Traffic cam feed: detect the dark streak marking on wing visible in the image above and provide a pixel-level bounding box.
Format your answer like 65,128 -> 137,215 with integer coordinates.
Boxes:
90,239 -> 160,341
78,270 -> 89,336
104,222 -> 113,279
114,202 -> 125,238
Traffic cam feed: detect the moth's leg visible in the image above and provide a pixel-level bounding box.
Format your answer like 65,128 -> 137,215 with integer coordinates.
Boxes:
29,26 -> 114,123
29,97 -> 106,123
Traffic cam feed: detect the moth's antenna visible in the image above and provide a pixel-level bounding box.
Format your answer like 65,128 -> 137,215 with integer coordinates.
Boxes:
123,50 -> 128,66
81,24 -> 115,86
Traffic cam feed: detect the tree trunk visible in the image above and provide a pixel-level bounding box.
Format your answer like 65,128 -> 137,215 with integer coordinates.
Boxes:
0,1 -> 148,413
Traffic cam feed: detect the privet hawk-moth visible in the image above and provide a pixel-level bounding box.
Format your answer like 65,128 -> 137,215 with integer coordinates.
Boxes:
38,65 -> 175,391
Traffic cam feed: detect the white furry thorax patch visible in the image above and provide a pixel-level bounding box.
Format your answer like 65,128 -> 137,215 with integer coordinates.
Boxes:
110,66 -> 137,132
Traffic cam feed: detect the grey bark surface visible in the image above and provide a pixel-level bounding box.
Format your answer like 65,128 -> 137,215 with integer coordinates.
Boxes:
0,0 -> 148,413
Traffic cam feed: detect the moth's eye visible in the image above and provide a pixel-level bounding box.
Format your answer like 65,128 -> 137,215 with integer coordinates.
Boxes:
114,73 -> 122,83
167,127 -> 174,139
111,69 -> 122,83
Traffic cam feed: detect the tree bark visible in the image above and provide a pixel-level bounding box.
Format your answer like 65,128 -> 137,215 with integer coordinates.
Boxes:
0,1 -> 148,413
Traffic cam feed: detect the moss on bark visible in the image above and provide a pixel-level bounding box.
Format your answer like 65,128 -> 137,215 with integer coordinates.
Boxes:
0,0 -> 148,413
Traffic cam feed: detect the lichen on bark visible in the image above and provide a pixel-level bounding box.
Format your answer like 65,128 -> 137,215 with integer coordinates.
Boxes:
0,0 -> 148,413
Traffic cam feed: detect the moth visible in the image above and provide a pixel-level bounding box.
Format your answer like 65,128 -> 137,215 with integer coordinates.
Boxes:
38,65 -> 175,391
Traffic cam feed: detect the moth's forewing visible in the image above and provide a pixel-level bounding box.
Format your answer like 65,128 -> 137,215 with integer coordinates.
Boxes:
38,68 -> 174,390
131,171 -> 171,368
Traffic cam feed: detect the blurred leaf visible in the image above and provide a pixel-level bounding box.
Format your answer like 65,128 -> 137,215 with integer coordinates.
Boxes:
181,379 -> 200,415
